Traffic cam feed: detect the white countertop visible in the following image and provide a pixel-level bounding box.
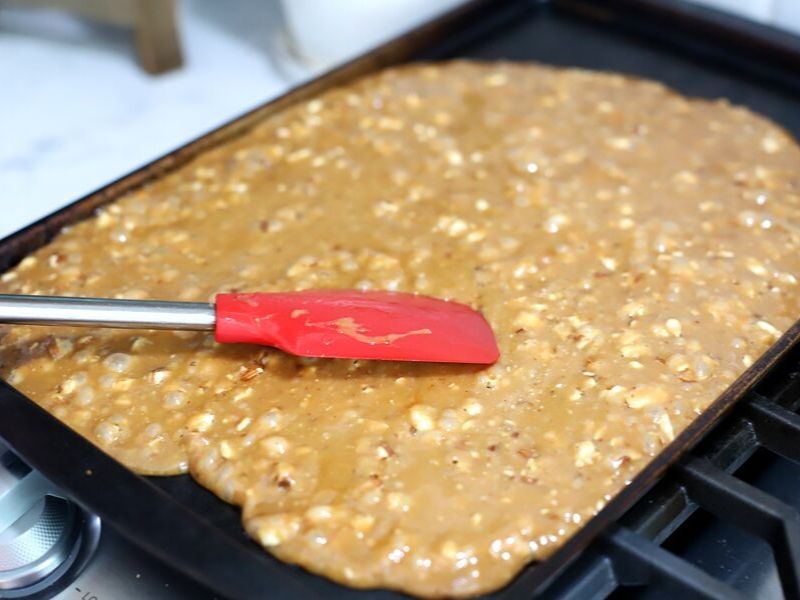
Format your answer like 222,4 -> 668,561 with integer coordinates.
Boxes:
0,0 -> 293,239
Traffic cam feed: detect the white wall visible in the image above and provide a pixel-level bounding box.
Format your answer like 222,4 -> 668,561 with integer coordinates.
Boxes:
687,0 -> 800,35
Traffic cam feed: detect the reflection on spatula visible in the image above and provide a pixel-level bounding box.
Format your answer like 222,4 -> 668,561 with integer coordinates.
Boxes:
0,290 -> 499,364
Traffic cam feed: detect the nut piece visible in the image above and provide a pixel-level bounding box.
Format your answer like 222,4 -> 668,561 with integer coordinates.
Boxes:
351,514 -> 375,532
620,344 -> 650,359
575,441 -> 598,467
163,390 -> 186,408
148,368 -> 170,385
386,492 -> 411,512
261,436 -> 290,457
463,399 -> 483,416
219,440 -> 237,459
306,505 -> 335,523
655,412 -> 675,443
408,404 -> 438,432
255,408 -> 284,433
755,320 -> 782,340
626,385 -> 668,409
250,514 -> 302,546
187,412 -> 215,432
103,352 -> 131,373
665,318 -> 682,337
274,462 -> 296,489
513,311 -> 541,330
240,364 -> 264,381
46,337 -> 74,359
94,420 -> 123,445
666,354 -> 690,374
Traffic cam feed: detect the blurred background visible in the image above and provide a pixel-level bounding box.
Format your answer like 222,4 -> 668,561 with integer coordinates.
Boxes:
1,0 -> 799,239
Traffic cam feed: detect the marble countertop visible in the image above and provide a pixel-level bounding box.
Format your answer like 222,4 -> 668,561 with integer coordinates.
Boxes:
0,0 -> 293,239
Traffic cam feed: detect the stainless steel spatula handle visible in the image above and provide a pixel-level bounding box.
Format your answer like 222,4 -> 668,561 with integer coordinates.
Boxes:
0,294 -> 216,330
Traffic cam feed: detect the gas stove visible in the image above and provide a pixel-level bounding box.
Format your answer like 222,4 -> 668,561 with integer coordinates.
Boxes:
0,442 -> 213,600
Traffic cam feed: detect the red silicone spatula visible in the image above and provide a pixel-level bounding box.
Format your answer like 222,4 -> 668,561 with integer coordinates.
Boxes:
0,291 -> 499,364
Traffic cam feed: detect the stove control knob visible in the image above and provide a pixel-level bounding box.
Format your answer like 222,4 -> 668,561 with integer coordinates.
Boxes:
0,450 -> 80,591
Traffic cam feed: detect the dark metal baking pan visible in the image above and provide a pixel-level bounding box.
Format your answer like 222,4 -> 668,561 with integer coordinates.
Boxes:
1,0 -> 800,598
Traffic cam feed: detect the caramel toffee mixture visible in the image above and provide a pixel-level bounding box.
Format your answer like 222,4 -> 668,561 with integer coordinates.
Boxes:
2,62 -> 800,596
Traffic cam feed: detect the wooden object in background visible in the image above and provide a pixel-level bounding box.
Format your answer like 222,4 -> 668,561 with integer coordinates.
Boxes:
2,0 -> 183,75
133,0 -> 182,74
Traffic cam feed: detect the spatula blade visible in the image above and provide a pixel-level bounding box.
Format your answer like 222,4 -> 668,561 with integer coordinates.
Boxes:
215,291 -> 499,364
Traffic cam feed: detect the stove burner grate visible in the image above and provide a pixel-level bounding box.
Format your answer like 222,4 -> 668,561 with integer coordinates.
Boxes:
541,344 -> 800,599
